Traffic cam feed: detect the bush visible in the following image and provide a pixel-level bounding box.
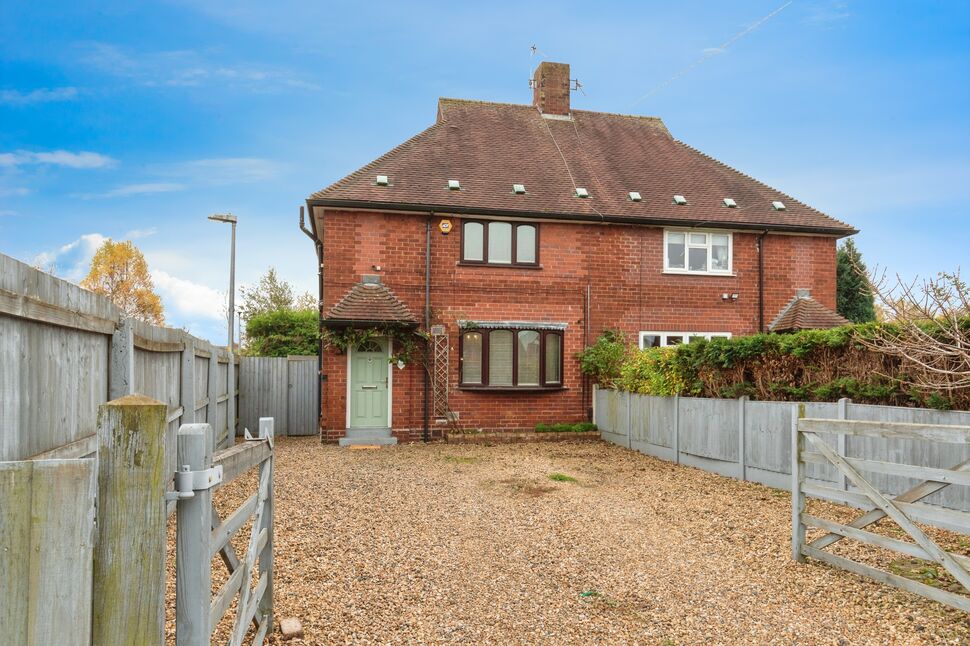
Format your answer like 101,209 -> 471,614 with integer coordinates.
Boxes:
535,422 -> 598,433
245,309 -> 319,357
594,324 -> 966,410
576,329 -> 630,388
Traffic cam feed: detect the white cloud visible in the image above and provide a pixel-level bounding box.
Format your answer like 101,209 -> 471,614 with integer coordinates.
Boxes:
0,187 -> 30,197
0,87 -> 79,105
124,227 -> 158,239
81,42 -> 319,92
0,150 -> 116,169
805,1 -> 851,27
152,270 -> 226,321
158,157 -> 283,184
77,182 -> 186,199
31,233 -> 108,279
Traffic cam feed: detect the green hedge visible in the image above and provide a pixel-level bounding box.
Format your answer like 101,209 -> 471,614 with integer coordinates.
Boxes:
535,422 -> 598,433
580,324 -> 966,410
245,309 -> 319,357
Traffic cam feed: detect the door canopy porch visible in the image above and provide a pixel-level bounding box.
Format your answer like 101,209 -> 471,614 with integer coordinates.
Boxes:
323,279 -> 418,329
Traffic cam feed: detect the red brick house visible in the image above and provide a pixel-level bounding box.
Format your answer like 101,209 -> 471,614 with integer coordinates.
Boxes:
303,61 -> 856,445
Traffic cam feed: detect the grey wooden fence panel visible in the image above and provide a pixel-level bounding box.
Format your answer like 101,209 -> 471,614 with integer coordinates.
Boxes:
680,396 -> 740,462
845,404 -> 970,510
287,356 -> 318,436
214,358 -> 229,443
0,458 -> 97,646
595,390 -> 970,511
0,317 -> 109,461
240,357 -> 289,436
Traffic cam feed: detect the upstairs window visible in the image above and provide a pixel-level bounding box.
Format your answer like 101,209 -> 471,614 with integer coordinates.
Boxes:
460,327 -> 562,389
664,229 -> 732,274
461,220 -> 538,267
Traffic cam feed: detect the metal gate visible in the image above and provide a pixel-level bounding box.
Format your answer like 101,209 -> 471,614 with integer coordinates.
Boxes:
239,356 -> 318,436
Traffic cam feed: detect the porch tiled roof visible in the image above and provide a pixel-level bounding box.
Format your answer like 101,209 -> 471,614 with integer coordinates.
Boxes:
324,282 -> 417,326
769,295 -> 850,332
310,98 -> 856,236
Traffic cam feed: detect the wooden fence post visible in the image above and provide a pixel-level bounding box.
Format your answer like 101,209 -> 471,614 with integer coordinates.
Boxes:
108,317 -> 134,400
176,423 -> 214,645
257,417 -> 275,631
92,395 -> 168,646
791,403 -> 806,563
837,397 -> 850,490
207,346 -> 220,441
738,396 -> 748,481
181,338 -> 196,424
228,354 -> 237,444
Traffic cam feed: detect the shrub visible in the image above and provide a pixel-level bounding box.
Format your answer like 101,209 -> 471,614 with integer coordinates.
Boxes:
535,422 -> 598,433
245,309 -> 319,357
606,323 -> 967,410
576,329 -> 630,387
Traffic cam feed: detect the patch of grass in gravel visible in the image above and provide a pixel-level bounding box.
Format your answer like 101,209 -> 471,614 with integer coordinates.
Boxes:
548,472 -> 577,483
890,557 -> 966,593
442,455 -> 480,464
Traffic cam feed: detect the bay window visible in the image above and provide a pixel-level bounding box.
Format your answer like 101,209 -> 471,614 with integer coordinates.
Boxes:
460,327 -> 563,388
639,331 -> 732,349
461,220 -> 539,267
664,229 -> 732,274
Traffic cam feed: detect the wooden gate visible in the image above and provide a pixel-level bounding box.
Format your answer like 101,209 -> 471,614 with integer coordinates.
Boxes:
792,416 -> 970,611
239,356 -> 318,436
175,418 -> 275,645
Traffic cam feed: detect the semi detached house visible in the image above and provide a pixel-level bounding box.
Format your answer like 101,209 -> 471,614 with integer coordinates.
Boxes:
304,61 -> 857,445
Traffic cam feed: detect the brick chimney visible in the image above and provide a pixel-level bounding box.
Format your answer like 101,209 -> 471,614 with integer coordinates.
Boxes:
532,61 -> 570,116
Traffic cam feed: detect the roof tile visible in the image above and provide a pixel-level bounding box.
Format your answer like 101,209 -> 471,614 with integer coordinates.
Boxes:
324,282 -> 417,325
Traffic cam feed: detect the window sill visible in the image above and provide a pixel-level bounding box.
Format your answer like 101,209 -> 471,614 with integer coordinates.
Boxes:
662,269 -> 736,277
457,261 -> 543,270
458,385 -> 566,393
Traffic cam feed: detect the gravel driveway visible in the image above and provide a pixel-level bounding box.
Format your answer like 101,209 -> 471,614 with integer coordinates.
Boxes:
201,438 -> 969,645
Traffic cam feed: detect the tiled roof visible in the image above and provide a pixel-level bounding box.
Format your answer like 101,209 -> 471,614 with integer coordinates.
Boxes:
310,98 -> 856,235
324,282 -> 417,325
769,295 -> 850,332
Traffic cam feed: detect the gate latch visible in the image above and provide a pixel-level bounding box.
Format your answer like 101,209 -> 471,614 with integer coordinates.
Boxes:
168,464 -> 223,501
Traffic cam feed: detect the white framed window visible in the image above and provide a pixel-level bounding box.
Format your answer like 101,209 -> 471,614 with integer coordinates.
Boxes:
664,229 -> 732,274
639,331 -> 732,349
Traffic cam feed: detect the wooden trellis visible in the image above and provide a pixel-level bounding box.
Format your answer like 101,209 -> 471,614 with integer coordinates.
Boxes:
430,325 -> 450,419
176,418 -> 275,645
792,416 -> 970,612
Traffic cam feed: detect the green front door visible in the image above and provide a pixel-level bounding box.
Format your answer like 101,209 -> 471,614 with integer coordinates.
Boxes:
349,338 -> 389,428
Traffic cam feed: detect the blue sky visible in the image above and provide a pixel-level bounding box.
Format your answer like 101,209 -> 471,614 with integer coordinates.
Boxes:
1,1 -> 968,341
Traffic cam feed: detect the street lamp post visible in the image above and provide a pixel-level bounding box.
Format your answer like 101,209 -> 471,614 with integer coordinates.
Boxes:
209,212 -> 237,444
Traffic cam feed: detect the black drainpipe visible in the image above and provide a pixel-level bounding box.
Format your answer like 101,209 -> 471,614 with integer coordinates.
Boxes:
423,214 -> 432,442
299,206 -> 326,434
757,231 -> 767,332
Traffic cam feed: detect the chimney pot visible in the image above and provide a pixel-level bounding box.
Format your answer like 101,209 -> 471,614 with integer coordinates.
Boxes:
532,61 -> 571,116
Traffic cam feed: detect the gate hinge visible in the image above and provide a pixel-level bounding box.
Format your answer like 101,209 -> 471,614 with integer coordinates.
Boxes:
167,464 -> 223,501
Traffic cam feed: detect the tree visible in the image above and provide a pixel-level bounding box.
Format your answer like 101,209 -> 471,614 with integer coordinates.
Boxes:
238,268 -> 298,322
81,239 -> 164,324
861,269 -> 969,394
836,238 -> 876,323
245,309 -> 319,357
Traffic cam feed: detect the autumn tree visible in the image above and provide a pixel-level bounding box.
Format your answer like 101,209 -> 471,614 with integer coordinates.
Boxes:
836,238 -> 876,323
81,239 -> 164,324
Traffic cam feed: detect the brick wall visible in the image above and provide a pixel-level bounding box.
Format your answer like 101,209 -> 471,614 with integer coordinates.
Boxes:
316,209 -> 837,441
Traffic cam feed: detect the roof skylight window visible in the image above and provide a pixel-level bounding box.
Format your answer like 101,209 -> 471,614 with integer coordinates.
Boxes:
723,198 -> 737,208
512,183 -> 526,194
771,200 -> 786,211
448,179 -> 461,190
672,194 -> 688,205
375,175 -> 389,186
629,191 -> 642,202
575,187 -> 589,198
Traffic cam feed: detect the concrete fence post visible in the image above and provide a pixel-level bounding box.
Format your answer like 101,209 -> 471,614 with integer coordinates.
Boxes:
674,394 -> 681,464
837,397 -> 851,490
93,395 -> 168,645
626,391 -> 633,449
791,402 -> 806,563
108,317 -> 134,400
738,396 -> 748,481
